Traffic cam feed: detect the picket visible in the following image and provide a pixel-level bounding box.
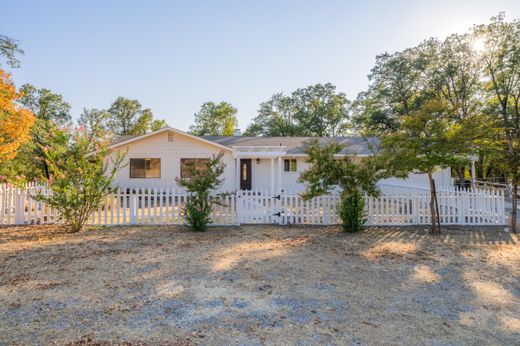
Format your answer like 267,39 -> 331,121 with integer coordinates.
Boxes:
0,184 -> 507,227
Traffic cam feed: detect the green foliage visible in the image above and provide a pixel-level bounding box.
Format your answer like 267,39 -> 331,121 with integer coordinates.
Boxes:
473,13 -> 520,231
33,127 -> 125,232
0,84 -> 72,181
82,98 -> 167,137
176,152 -> 226,231
378,100 -> 472,233
338,190 -> 366,233
244,93 -> 299,136
189,101 -> 238,136
292,83 -> 351,137
245,83 -> 350,137
78,108 -> 111,140
107,97 -> 154,136
151,119 -> 168,131
379,100 -> 470,177
298,139 -> 381,232
0,34 -> 24,68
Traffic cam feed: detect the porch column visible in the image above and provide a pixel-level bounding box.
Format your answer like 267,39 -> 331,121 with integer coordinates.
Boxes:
235,157 -> 240,191
277,156 -> 282,193
270,158 -> 275,194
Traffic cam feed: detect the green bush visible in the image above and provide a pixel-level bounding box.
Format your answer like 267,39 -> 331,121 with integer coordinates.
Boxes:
183,194 -> 213,232
338,190 -> 366,232
34,126 -> 125,232
176,152 -> 226,232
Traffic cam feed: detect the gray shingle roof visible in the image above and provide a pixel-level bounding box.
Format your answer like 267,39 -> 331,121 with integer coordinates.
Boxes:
203,136 -> 379,155
110,135 -> 137,145
110,128 -> 379,155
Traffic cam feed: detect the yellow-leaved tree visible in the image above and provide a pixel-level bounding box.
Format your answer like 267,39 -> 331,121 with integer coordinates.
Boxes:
0,70 -> 34,161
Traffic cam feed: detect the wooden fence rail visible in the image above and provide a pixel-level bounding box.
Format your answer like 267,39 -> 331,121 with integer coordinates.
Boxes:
0,186 -> 506,226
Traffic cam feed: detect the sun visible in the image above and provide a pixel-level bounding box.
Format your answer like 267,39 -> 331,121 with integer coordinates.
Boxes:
472,38 -> 486,52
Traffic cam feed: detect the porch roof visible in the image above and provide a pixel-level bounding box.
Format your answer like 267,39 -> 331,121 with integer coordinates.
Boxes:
231,145 -> 287,158
203,136 -> 379,156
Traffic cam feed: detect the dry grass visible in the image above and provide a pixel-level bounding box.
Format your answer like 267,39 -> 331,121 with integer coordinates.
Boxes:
0,224 -> 519,345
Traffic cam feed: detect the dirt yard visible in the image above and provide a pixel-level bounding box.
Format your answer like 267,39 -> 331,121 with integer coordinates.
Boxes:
0,224 -> 519,345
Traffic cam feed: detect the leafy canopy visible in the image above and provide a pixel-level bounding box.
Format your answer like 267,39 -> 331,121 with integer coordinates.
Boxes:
0,35 -> 24,68
0,70 -> 35,162
378,100 -> 471,177
245,83 -> 350,137
34,127 -> 126,232
189,101 -> 238,136
298,139 -> 381,199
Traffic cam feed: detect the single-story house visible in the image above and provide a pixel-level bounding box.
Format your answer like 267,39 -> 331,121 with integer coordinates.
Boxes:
108,126 -> 452,192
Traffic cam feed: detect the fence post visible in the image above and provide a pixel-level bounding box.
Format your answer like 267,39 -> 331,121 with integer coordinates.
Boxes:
412,195 -> 419,224
14,188 -> 25,225
130,192 -> 137,224
458,190 -> 465,225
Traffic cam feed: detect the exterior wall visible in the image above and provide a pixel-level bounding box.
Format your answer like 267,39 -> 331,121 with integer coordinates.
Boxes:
111,131 -> 453,193
380,167 -> 452,187
248,157 -> 310,192
110,131 -> 236,192
251,157 -> 452,192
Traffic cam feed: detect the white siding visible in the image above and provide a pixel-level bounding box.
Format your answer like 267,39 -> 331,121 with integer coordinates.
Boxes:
381,167 -> 452,187
111,131 -> 236,191
110,131 -> 453,192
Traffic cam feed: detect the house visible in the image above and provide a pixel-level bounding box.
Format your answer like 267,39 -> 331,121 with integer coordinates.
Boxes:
108,126 -> 452,192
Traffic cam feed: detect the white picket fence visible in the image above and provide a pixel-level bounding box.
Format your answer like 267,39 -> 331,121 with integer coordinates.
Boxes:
0,185 -> 506,227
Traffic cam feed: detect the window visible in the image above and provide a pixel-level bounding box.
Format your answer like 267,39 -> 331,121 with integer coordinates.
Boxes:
180,158 -> 210,178
284,159 -> 297,172
130,158 -> 161,178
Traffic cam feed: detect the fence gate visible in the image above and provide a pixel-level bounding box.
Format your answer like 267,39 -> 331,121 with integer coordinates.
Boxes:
237,190 -> 282,224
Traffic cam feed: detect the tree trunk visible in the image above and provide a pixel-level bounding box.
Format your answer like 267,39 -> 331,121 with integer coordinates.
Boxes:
511,178 -> 518,233
458,166 -> 465,189
428,172 -> 438,234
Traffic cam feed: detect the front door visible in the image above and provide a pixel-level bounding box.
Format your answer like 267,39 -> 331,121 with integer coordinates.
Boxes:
240,159 -> 252,190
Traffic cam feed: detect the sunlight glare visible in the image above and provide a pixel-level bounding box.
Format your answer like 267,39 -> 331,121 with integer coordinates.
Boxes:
472,38 -> 486,52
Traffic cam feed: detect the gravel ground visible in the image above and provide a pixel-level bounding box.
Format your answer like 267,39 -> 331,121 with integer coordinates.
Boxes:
0,224 -> 519,345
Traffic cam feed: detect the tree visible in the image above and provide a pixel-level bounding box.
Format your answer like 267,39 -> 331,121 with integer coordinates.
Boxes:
473,13 -> 520,231
189,101 -> 238,136
34,127 -> 126,232
352,44 -> 432,136
428,34 -> 484,185
0,35 -> 24,68
13,84 -> 72,180
244,93 -> 300,136
378,100 -> 470,233
151,119 -> 168,131
107,97 -> 155,136
78,108 -> 111,139
175,152 -> 226,231
0,70 -> 34,161
292,83 -> 351,137
298,139 -> 381,232
81,100 -> 167,138
245,84 -> 351,137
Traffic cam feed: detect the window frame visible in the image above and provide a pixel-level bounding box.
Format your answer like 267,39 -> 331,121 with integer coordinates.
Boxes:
283,158 -> 298,173
129,158 -> 161,178
180,158 -> 210,179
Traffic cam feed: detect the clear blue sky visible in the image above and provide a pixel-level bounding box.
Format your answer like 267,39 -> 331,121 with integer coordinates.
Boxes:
3,1 -> 520,131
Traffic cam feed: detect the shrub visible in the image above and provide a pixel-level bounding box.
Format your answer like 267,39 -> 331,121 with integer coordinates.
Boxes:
33,126 -> 125,232
338,190 -> 366,232
176,152 -> 226,231
298,139 -> 381,232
